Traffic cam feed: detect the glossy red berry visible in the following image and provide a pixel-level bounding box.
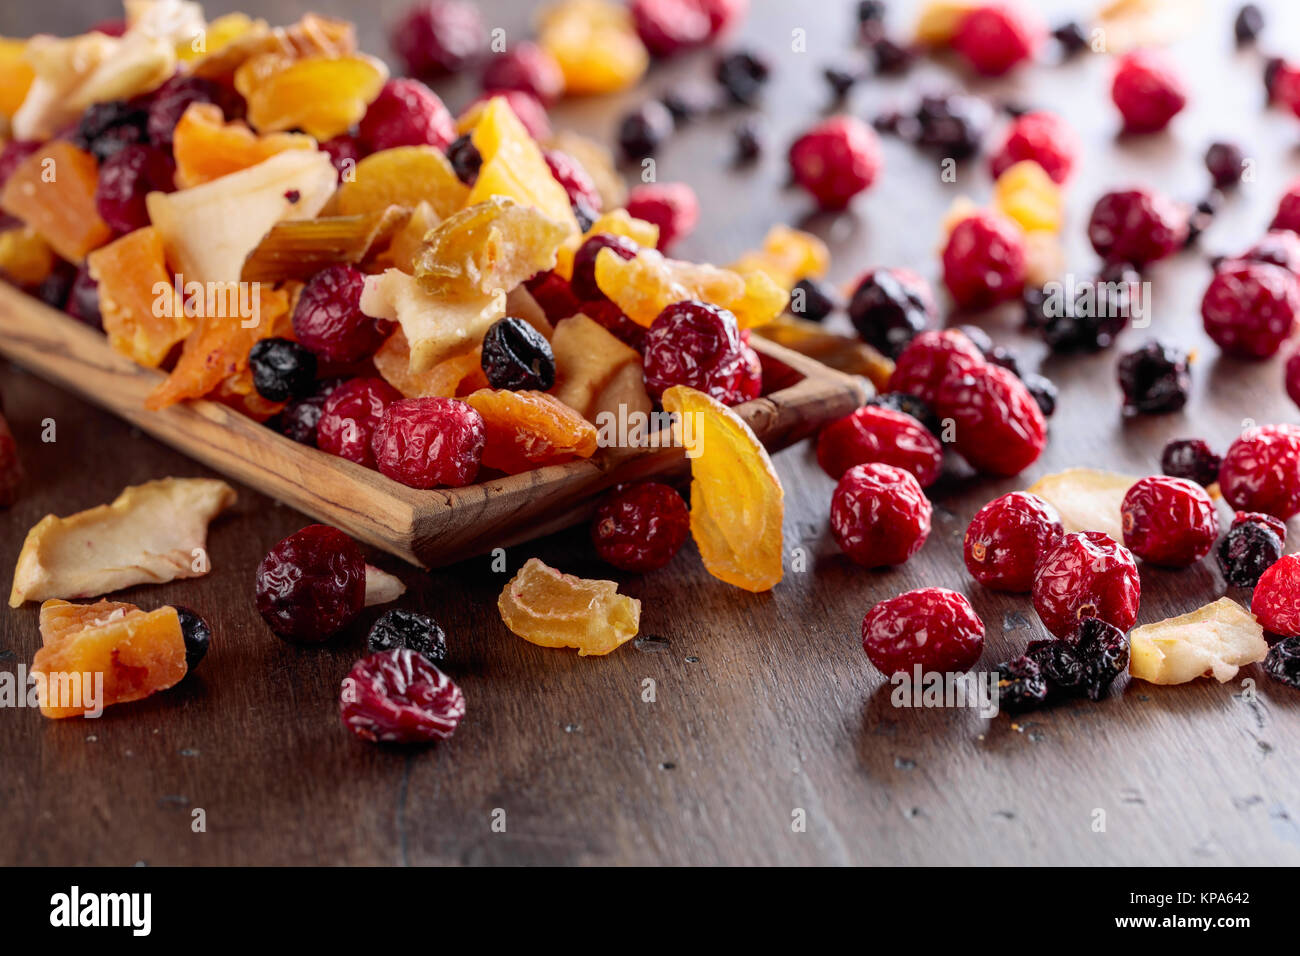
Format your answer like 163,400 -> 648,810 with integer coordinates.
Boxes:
642,300 -> 748,403
1240,230 -> 1300,274
887,328 -> 987,403
481,41 -> 564,105
626,182 -> 700,252
1111,49 -> 1187,133
544,149 -> 603,215
935,363 -> 1047,477
370,397 -> 486,488
1120,475 -> 1219,567
94,144 -> 175,233
861,588 -> 985,676
989,110 -> 1078,183
787,115 -> 882,210
951,2 -> 1044,77
146,75 -> 242,148
830,462 -> 932,567
1087,188 -> 1188,267
1271,180 -> 1300,233
358,79 -> 456,153
292,265 -> 392,363
391,0 -> 485,77
698,0 -> 747,37
1201,260 -> 1300,359
340,648 -> 466,744
1218,424 -> 1300,519
1286,350 -> 1300,410
1252,554 -> 1300,636
630,0 -> 712,56
571,233 -> 639,302
941,210 -> 1027,309
964,491 -> 1064,592
320,134 -> 361,179
816,405 -> 943,486
738,344 -> 763,400
1033,531 -> 1141,639
255,524 -> 366,642
591,482 -> 690,572
317,377 -> 403,468
525,270 -> 583,322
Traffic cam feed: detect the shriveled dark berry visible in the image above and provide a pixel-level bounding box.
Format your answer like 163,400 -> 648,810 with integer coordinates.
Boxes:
36,261 -> 75,310
733,118 -> 763,162
986,346 -> 1022,379
1234,4 -> 1265,45
480,316 -> 556,391
446,133 -> 481,185
1022,373 -> 1057,417
847,268 -> 934,358
1264,636 -> 1300,689
71,99 -> 148,162
1161,438 -> 1221,486
273,377 -> 346,447
660,83 -> 718,125
1051,21 -> 1089,56
367,608 -> 447,662
66,264 -> 102,330
643,300 -> 748,403
872,37 -> 914,75
996,656 -> 1049,713
1068,617 -> 1129,701
867,392 -> 940,435
1217,521 -> 1283,587
789,277 -> 838,321
823,63 -> 861,101
715,50 -> 771,105
146,75 -> 242,147
1025,639 -> 1086,697
1117,340 -> 1191,416
94,143 -> 175,233
1205,141 -> 1245,187
255,525 -> 366,643
1043,264 -> 1140,353
913,93 -> 991,159
617,101 -> 674,160
856,0 -> 885,23
249,338 -> 318,402
172,605 -> 211,672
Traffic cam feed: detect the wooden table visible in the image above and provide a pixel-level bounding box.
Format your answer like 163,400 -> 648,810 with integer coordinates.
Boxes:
4,0 -> 1300,866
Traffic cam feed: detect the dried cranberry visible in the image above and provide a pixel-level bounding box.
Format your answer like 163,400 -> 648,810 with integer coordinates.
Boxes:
358,79 -> 456,153
370,397 -> 485,488
989,109 -> 1077,184
340,648 -> 466,744
1252,554 -> 1300,636
630,0 -> 711,56
1201,260 -> 1300,359
320,134 -> 361,179
787,116 -> 882,210
887,328 -> 987,403
1087,188 -> 1188,267
273,376 -> 346,447
0,410 -> 22,509
738,344 -> 763,400
446,134 -> 482,185
715,49 -> 771,105
847,268 -> 935,358
643,300 -> 747,403
293,265 -> 391,363
935,363 -> 1047,477
1033,531 -> 1140,639
913,93 -> 991,159
70,99 -> 149,162
572,233 -> 640,303
1121,475 -> 1219,567
249,338 -> 318,402
146,75 -> 242,147
964,491 -> 1064,592
480,316 -> 556,391
317,377 -> 403,467
626,182 -> 699,252
1204,140 -> 1245,188
1161,438 -> 1221,486
1219,424 -> 1300,518
65,264 -> 102,329
367,609 -> 447,662
816,405 -> 943,487
481,41 -> 564,105
861,587 -> 984,676
1264,636 -> 1300,689
391,0 -> 485,77
544,150 -> 603,216
1116,340 -> 1191,415
789,277 -> 838,321
1271,180 -> 1300,233
942,210 -> 1026,309
524,270 -> 582,322
255,524 -> 366,642
94,144 -> 175,233
582,299 -> 647,350
830,462 -> 932,567
995,656 -> 1049,712
1218,520 -> 1283,587
951,2 -> 1044,76
1111,49 -> 1187,133
591,482 -> 690,572
617,100 -> 674,160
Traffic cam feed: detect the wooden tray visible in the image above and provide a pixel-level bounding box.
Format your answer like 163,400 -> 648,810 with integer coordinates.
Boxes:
0,282 -> 868,567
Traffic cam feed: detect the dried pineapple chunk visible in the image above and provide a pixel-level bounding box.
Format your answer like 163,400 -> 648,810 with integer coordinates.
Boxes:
1129,598 -> 1268,685
499,557 -> 640,656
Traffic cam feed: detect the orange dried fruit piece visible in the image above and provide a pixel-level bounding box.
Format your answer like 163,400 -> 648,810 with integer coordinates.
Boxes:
593,246 -> 759,327
0,226 -> 55,286
172,102 -> 316,189
537,0 -> 648,95
87,227 -> 194,369
464,388 -> 599,474
992,160 -> 1063,234
241,205 -> 410,283
0,37 -> 35,118
373,330 -> 487,398
553,207 -> 658,280
235,52 -> 387,140
498,557 -> 641,656
33,599 -> 187,718
662,385 -> 784,592
466,96 -> 577,231
188,13 -> 355,83
729,225 -> 831,289
0,141 -> 111,262
175,12 -> 261,63
335,146 -> 468,220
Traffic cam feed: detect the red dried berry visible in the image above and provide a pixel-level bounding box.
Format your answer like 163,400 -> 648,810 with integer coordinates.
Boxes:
94,144 -> 175,234
630,0 -> 712,56
738,344 -> 763,400
1271,180 -> 1300,234
273,376 -> 346,447
643,300 -> 748,403
830,462 -> 932,567
255,524 -> 366,642
591,482 -> 690,572
1111,48 -> 1187,133
293,265 -> 392,363
466,89 -> 550,140
698,0 -> 748,37
941,210 -> 1027,309
582,299 -> 647,351
340,648 -> 466,744
358,79 -> 456,153
787,115 -> 882,210
989,110 -> 1078,184
370,397 -> 485,488
861,587 -> 985,676
320,134 -> 361,179
391,0 -> 486,77
571,233 -> 639,302
816,405 -> 943,487
146,75 -> 242,148
481,41 -> 564,105
1201,260 -> 1300,359
1287,349 -> 1300,411
1120,475 -> 1219,567
625,182 -> 700,252
525,270 -> 584,322
951,2 -> 1044,77
887,328 -> 987,403
964,491 -> 1064,592
935,363 -> 1047,477
1252,554 -> 1300,637
1233,509 -> 1287,543
317,377 -> 403,468
544,149 -> 603,214
1087,187 -> 1188,267
1219,423 -> 1300,519
1033,531 -> 1141,639
0,410 -> 23,508
1271,60 -> 1300,110
0,140 -> 41,191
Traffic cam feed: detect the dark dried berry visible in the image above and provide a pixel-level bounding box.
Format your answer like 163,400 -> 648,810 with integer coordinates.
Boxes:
249,338 -> 318,402
1069,617 -> 1129,701
617,101 -> 674,160
367,608 -> 448,662
273,377 -> 346,447
660,83 -> 718,125
255,525 -> 366,642
823,63 -> 861,101
1117,340 -> 1191,416
1161,438 -> 1221,486
643,300 -> 748,403
36,261 -> 75,310
1025,639 -> 1086,696
480,316 -> 556,391
913,93 -> 991,159
146,75 -> 242,147
856,0 -> 885,23
446,133 -> 482,185
1234,4 -> 1265,45
733,118 -> 763,162
1264,636 -> 1300,688
571,232 -> 639,302
996,656 -> 1049,713
1217,521 -> 1283,587
71,99 -> 148,162
1205,141 -> 1245,187
1051,21 -> 1089,56
66,264 -> 102,330
172,605 -> 211,672
340,648 -> 465,744
1022,373 -> 1057,417
872,37 -> 915,74
847,268 -> 934,358
94,144 -> 175,233
987,346 -> 1022,378
715,50 -> 771,105
866,391 -> 941,435
789,277 -> 838,321
1043,263 -> 1140,352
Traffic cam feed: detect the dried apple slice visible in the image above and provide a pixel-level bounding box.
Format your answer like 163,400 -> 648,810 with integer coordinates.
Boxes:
9,478 -> 236,607
241,205 -> 410,282
372,329 -> 486,398
1026,468 -> 1140,542
1129,598 -> 1268,685
498,557 -> 640,656
360,268 -> 505,372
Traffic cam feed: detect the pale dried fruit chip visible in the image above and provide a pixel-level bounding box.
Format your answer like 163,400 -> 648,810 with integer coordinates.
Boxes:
1026,468 -> 1139,542
550,313 -> 642,419
1129,598 -> 1268,685
360,268 -> 505,372
662,385 -> 784,592
1096,0 -> 1198,54
9,478 -> 236,607
364,564 -> 406,606
498,557 -> 640,656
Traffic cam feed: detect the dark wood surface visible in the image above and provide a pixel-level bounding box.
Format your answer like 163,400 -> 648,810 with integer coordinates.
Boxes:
5,0 -> 1300,866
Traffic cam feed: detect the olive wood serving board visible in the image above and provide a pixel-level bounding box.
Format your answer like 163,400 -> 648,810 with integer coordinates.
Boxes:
0,282 -> 868,567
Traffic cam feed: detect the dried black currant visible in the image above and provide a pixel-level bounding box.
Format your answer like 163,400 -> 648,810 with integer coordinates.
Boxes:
1052,21 -> 1089,56
996,656 -> 1050,713
173,606 -> 212,672
617,100 -> 674,160
913,93 -> 991,159
71,99 -> 149,162
1023,373 -> 1058,417
715,50 -> 772,105
1234,4 -> 1265,45
249,338 -> 319,402
1160,438 -> 1221,487
367,609 -> 448,662
1217,522 -> 1283,587
273,377 -> 346,447
733,118 -> 764,163
1264,636 -> 1300,689
847,270 -> 930,358
1205,142 -> 1245,187
1117,340 -> 1191,416
1069,618 -> 1129,701
788,277 -> 839,322
866,392 -> 941,436
1026,639 -> 1086,697
481,316 -> 556,391
447,134 -> 482,185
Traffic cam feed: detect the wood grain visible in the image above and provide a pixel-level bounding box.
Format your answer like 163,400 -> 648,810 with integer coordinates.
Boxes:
4,0 -> 1300,867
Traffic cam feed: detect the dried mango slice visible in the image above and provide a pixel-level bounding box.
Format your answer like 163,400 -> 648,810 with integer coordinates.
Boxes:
0,226 -> 55,286
241,205 -> 410,282
33,599 -> 187,718
335,146 -> 468,220
464,389 -> 599,473
373,329 -> 487,398
729,225 -> 831,289
537,0 -> 648,95
498,557 -> 640,656
993,160 -> 1064,234
662,385 -> 784,592
0,141 -> 112,262
172,101 -> 316,189
553,207 -> 659,280
360,268 -> 505,372
595,246 -> 780,328
88,226 -> 194,369
1026,468 -> 1140,543
235,52 -> 387,140
9,477 -> 236,607
466,96 -> 578,232
0,37 -> 35,118
550,313 -> 642,419
1129,598 -> 1268,685
175,12 -> 260,62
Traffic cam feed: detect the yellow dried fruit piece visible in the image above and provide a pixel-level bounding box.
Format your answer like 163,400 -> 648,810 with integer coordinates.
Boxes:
336,146 -> 468,220
498,557 -> 641,656
241,205 -> 410,283
1129,598 -> 1268,685
993,160 -> 1064,234
913,0 -> 980,46
0,226 -> 54,286
235,52 -> 387,140
360,268 -> 505,372
554,207 -> 659,280
537,0 -> 648,95
187,13 -> 355,84
1025,468 -> 1140,543
662,386 -> 784,592
175,12 -> 260,62
466,96 -> 577,231
730,270 -> 791,329
0,36 -> 35,119
729,225 -> 831,289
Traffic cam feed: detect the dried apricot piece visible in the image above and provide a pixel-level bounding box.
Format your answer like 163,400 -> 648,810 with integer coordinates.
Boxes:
537,0 -> 648,95
0,141 -> 111,262
172,102 -> 316,188
0,37 -> 35,118
662,385 -> 784,592
594,246 -> 763,327
335,146 -> 468,219
235,52 -> 388,140
89,227 -> 195,368
729,225 -> 831,289
553,207 -> 659,280
0,226 -> 54,286
373,330 -> 487,398
498,557 -> 640,656
464,388 -> 598,473
466,96 -> 577,231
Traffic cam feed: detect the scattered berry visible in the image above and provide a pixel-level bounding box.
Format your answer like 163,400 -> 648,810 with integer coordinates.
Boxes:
830,462 -> 932,567
249,338 -> 318,403
1233,509 -> 1287,542
888,328 -> 987,404
1051,20 -> 1088,56
446,133 -> 482,185
1161,438 -> 1222,487
989,110 -> 1078,184
94,144 -> 174,234
1217,520 -> 1283,587
367,609 -> 448,662
71,99 -> 149,162
871,37 -> 915,74
1252,553 -> 1300,636
591,482 -> 690,572
371,398 -> 486,488
913,93 -> 991,159
1218,423 -> 1300,519
1272,180 -> 1300,233
866,391 -> 941,435
481,41 -> 564,105
935,363 -> 1047,476
571,232 -> 639,302
1041,263 -> 1140,353
1022,372 -> 1057,417
1263,637 -> 1300,689
995,655 -> 1049,712
544,150 -> 603,215
1201,260 -> 1300,359
255,524 -> 366,642
480,316 -> 556,391
715,49 -> 771,105
66,264 -> 102,329
789,277 -> 838,321
941,210 -> 1027,309
292,265 -> 392,363
391,0 -> 485,77
273,377 -> 346,447
816,405 -> 944,487
861,587 -> 984,676
642,300 -> 748,403
317,377 -> 403,468
823,62 -> 862,101
1204,141 -> 1246,188
358,79 -> 456,153
951,2 -> 1045,77
172,605 -> 211,672
626,182 -> 699,251
1240,230 -> 1300,274
146,75 -> 241,148
847,268 -> 935,358
660,83 -> 718,124
1028,617 -> 1129,701
787,115 -> 882,210
964,491 -> 1064,592
1121,475 -> 1219,567
340,648 -> 466,744
1235,4 -> 1264,44
1116,340 -> 1191,415
698,0 -> 748,37
630,0 -> 711,56
617,100 -> 675,160
1087,188 -> 1188,267
733,118 -> 764,162
1111,48 -> 1187,133
1033,531 -> 1141,638
465,88 -> 551,140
